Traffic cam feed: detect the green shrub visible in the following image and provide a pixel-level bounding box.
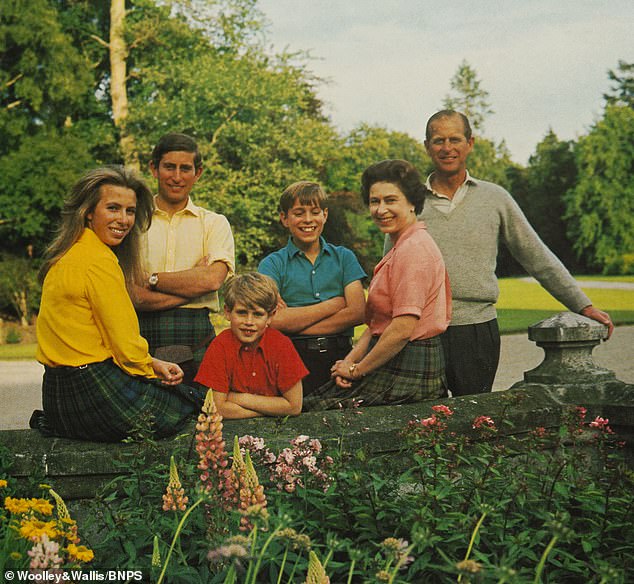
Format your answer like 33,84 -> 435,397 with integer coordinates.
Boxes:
4,327 -> 21,344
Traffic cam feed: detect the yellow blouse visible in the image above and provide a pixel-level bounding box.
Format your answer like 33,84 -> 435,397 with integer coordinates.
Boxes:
36,228 -> 155,377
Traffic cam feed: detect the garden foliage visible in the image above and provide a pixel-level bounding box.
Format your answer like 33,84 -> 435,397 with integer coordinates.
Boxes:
3,391 -> 632,582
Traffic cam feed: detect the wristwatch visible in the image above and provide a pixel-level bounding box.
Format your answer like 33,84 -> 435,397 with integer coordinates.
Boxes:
148,272 -> 159,290
349,363 -> 359,378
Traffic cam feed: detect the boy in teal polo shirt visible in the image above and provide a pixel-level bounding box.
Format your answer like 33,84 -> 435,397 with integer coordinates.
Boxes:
258,181 -> 366,395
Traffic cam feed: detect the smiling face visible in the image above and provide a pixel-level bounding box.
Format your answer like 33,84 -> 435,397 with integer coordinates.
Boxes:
224,301 -> 272,348
150,150 -> 202,212
86,184 -> 137,247
368,181 -> 416,242
425,115 -> 474,179
280,197 -> 328,254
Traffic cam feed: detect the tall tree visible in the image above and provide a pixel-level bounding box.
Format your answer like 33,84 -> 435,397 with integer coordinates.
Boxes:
0,0 -> 101,254
443,59 -> 493,132
604,60 -> 634,109
564,105 -> 634,273
520,130 -> 582,271
0,0 -> 93,152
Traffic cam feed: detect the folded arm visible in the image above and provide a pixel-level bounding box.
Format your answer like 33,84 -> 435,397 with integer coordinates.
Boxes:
269,296 -> 346,334
152,260 -> 229,298
299,280 -> 366,335
226,382 -> 303,417
212,390 -> 261,419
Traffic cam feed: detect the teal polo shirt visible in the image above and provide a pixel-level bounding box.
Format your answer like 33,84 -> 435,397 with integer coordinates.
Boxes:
258,237 -> 366,337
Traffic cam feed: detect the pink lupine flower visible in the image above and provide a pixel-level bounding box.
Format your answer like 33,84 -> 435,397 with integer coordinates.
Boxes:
196,390 -> 236,508
162,455 -> 188,512
233,439 -> 268,532
27,535 -> 63,570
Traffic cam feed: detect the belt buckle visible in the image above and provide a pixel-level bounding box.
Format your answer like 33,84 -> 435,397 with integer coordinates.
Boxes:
316,337 -> 328,353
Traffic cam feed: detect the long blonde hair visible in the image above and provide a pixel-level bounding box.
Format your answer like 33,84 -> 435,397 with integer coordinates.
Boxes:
40,166 -> 154,286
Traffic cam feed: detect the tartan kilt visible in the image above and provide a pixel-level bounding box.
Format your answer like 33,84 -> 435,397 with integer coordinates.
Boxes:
302,335 -> 446,411
40,359 -> 204,442
137,308 -> 215,366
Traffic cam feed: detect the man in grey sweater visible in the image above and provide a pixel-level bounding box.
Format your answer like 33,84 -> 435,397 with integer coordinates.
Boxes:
419,110 -> 613,396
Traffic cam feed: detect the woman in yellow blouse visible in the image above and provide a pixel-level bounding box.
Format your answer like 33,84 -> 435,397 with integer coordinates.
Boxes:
31,166 -> 203,442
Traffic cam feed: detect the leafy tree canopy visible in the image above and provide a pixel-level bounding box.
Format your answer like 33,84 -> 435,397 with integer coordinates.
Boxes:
565,105 -> 634,273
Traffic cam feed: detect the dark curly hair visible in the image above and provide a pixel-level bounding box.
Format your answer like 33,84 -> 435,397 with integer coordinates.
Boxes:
360,159 -> 427,214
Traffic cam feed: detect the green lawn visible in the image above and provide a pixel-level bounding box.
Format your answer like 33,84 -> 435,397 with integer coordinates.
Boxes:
496,276 -> 634,333
0,342 -> 37,360
1,276 -> 632,359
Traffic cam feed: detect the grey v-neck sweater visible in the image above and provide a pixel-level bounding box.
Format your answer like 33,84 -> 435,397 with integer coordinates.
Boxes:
419,177 -> 591,326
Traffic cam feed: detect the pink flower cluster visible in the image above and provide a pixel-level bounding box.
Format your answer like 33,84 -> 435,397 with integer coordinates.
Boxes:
27,534 -> 62,570
239,434 -> 334,493
406,405 -> 454,439
472,416 -> 496,432
589,416 -> 614,434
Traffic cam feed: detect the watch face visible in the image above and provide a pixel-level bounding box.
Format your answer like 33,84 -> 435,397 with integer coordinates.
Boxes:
149,273 -> 159,286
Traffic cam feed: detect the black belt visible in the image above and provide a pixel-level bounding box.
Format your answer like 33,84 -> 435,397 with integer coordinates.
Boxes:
290,335 -> 352,353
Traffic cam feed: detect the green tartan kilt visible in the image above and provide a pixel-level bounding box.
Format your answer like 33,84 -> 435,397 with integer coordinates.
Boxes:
302,335 -> 447,411
137,307 -> 215,367
40,359 -> 204,442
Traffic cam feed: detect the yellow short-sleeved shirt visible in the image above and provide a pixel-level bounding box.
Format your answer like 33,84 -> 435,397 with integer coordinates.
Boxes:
36,229 -> 155,377
142,197 -> 235,311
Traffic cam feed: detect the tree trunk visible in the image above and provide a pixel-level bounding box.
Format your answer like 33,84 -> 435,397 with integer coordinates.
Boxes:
110,0 -> 138,168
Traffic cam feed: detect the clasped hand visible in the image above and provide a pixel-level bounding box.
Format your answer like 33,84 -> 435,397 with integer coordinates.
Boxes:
151,358 -> 184,385
330,358 -> 356,388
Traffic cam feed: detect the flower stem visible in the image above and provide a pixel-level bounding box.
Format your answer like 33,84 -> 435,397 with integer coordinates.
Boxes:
533,535 -> 558,584
249,527 -> 281,584
157,497 -> 204,584
457,511 -> 487,583
276,545 -> 290,584
346,559 -> 356,584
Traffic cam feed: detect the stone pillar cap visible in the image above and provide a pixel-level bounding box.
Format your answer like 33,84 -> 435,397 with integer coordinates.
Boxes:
528,311 -> 608,343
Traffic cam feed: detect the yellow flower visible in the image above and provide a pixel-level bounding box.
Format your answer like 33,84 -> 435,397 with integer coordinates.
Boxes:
29,498 -> 54,516
0,479 -> 8,488
67,543 -> 95,563
10,552 -> 22,560
18,518 -> 60,541
456,559 -> 482,574
5,497 -> 32,515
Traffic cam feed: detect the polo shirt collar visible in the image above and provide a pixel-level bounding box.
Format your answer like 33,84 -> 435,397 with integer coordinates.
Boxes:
284,236 -> 331,259
425,170 -> 478,197
228,326 -> 273,357
152,195 -> 200,217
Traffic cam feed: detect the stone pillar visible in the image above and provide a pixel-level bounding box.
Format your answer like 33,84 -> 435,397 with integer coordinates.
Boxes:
523,311 -> 613,384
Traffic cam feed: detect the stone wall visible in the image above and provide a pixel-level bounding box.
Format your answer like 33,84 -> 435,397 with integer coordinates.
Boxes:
1,312 -> 633,500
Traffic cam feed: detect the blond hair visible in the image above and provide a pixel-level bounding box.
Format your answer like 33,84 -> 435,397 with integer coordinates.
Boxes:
223,273 -> 278,313
40,166 -> 153,287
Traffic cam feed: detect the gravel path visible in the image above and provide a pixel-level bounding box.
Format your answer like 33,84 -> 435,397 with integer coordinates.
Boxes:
1,326 -> 633,430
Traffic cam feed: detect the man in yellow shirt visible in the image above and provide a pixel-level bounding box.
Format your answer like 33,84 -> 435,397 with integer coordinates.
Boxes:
133,133 -> 235,384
